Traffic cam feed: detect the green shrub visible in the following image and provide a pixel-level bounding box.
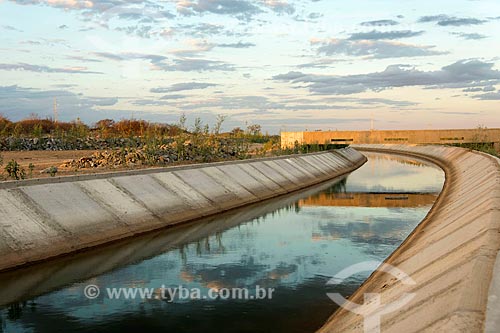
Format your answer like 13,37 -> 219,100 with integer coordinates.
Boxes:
28,163 -> 35,178
47,166 -> 58,177
5,160 -> 25,180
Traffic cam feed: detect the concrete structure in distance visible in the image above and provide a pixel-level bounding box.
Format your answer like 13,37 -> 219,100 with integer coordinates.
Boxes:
281,128 -> 500,149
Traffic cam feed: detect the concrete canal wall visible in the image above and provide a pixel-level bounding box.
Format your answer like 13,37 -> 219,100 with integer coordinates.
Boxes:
319,144 -> 500,333
0,176 -> 347,307
0,148 -> 366,272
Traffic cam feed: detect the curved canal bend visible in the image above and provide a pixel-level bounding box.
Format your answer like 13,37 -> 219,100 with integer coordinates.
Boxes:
0,152 -> 445,333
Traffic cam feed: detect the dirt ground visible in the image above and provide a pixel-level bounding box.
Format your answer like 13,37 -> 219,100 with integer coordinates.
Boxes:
0,150 -> 136,179
0,144 -> 267,180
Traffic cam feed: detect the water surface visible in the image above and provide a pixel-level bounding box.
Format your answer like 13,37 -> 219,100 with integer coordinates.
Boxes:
0,152 -> 445,333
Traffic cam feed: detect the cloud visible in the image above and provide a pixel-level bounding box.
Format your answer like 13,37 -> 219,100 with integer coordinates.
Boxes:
177,23 -> 224,36
92,50 -> 233,72
150,82 -> 218,93
313,39 -> 445,59
131,95 -> 187,105
93,52 -> 167,65
168,93 -> 418,113
473,90 -> 500,100
12,0 -> 94,10
217,41 -> 255,48
0,63 -> 102,74
341,97 -> 418,107
169,39 -> 254,56
348,30 -> 424,40
175,23 -> 248,38
463,85 -> 495,93
0,85 -> 118,121
154,58 -> 235,72
297,58 -> 345,69
52,84 -> 78,88
262,0 -> 295,14
360,19 -> 399,26
175,0 -> 263,20
2,25 -> 23,32
418,14 -> 486,26
160,94 -> 187,100
173,95 -> 294,111
20,38 -> 70,47
272,59 -> 500,95
115,25 -> 155,38
66,55 -> 102,63
307,12 -> 322,20
130,99 -> 170,106
11,0 -> 176,37
12,0 -> 172,17
170,40 -> 215,56
451,32 -> 487,40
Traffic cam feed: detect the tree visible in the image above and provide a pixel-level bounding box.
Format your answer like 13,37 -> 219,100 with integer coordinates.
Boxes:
247,124 -> 262,136
95,119 -> 115,130
230,127 -> 244,136
213,114 -> 227,135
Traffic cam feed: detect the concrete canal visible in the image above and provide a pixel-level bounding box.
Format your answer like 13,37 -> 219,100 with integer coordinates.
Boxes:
0,152 -> 445,333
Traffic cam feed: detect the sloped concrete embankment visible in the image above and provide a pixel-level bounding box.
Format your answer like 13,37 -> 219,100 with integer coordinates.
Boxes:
0,176 -> 346,307
0,148 -> 366,272
319,144 -> 500,333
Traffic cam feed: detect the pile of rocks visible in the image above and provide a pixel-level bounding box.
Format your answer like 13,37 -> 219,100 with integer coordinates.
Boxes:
59,139 -> 247,170
0,137 -> 154,151
59,148 -> 167,169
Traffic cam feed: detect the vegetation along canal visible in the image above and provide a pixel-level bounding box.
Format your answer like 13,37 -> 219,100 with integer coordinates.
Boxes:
0,152 -> 445,333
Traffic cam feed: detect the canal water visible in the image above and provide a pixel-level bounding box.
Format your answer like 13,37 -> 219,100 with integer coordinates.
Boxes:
0,152 -> 445,333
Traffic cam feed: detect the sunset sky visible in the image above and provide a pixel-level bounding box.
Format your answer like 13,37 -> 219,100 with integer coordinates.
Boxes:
1,0 -> 500,133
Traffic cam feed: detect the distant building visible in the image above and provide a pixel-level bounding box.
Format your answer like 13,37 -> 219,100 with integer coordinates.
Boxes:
281,128 -> 500,149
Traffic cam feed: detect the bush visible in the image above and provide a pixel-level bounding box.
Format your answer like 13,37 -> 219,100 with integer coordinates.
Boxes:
5,160 -> 25,180
47,166 -> 58,177
28,163 -> 35,178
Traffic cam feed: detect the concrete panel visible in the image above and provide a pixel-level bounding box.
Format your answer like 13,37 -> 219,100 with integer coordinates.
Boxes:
281,158 -> 317,180
77,179 -> 160,229
317,153 -> 344,171
262,160 -> 302,185
151,172 -> 218,217
0,190 -> 61,251
173,168 -> 243,210
294,156 -> 329,177
305,155 -> 338,174
250,161 -> 297,191
111,175 -> 190,221
20,182 -> 121,235
202,166 -> 258,204
237,163 -> 287,194
215,164 -> 277,199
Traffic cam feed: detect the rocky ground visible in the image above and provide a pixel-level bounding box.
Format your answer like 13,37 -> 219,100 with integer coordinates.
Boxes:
0,137 -> 145,151
1,150 -> 103,178
0,143 -> 266,180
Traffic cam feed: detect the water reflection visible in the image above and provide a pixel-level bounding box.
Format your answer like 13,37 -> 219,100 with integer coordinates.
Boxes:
300,192 -> 439,208
344,152 -> 444,193
0,152 -> 444,333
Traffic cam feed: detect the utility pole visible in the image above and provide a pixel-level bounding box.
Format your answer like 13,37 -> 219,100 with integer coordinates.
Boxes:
53,97 -> 58,123
370,112 -> 374,131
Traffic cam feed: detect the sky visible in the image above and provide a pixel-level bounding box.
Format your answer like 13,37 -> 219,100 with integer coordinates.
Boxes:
1,0 -> 500,133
